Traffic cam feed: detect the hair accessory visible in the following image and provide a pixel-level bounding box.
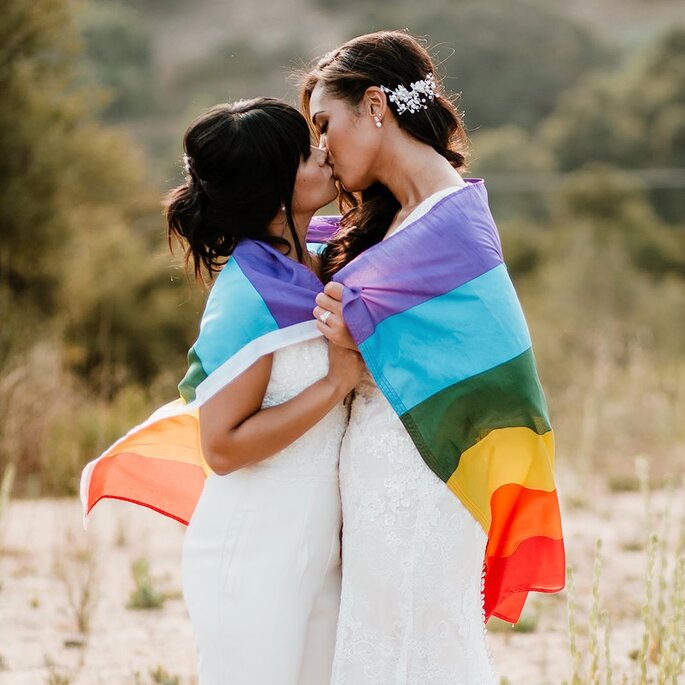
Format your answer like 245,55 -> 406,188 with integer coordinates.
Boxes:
380,73 -> 438,115
182,152 -> 210,194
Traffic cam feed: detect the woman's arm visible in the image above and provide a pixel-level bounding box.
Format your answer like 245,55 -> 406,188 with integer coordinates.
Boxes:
200,342 -> 363,475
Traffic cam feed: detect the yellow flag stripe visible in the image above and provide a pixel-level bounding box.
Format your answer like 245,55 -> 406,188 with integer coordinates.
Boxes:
447,427 -> 556,530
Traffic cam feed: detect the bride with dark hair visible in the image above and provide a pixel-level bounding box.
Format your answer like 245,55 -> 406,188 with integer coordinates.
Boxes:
301,31 -> 565,684
171,99 -> 364,685
82,97 -> 364,685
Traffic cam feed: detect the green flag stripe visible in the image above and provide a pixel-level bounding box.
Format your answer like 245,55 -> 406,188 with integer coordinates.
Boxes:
401,348 -> 551,481
179,347 -> 208,404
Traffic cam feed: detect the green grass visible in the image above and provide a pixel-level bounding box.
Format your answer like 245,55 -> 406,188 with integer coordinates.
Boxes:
149,665 -> 181,685
127,558 -> 165,610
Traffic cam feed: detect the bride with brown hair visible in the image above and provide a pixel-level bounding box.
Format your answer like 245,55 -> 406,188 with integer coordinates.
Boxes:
300,31 -> 565,684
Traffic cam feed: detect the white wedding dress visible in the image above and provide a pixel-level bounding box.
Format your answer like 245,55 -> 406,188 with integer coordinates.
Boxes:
182,337 -> 346,685
330,186 -> 498,685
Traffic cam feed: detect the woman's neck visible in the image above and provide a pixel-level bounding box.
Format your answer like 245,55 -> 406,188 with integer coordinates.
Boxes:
267,210 -> 316,270
374,134 -> 464,210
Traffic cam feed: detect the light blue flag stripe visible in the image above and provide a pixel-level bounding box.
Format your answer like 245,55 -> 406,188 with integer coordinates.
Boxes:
194,258 -> 279,376
359,264 -> 532,413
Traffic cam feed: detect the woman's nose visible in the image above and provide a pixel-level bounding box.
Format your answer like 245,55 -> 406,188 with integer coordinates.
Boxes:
311,144 -> 328,165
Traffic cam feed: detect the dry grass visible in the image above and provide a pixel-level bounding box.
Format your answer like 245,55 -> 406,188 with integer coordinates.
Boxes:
0,499 -> 194,683
0,344 -> 173,498
562,460 -> 685,685
0,483 -> 682,683
53,531 -> 98,636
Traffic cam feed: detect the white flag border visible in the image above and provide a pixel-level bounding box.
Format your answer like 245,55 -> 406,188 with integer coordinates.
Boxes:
80,320 -> 321,527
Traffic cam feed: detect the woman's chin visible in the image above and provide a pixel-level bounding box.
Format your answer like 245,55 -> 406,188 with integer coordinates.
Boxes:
337,176 -> 367,194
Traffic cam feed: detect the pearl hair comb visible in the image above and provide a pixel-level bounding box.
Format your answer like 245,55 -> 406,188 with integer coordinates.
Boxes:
380,73 -> 439,115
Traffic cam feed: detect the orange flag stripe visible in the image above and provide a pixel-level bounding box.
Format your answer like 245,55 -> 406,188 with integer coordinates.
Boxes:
486,484 -> 563,559
87,451 -> 206,524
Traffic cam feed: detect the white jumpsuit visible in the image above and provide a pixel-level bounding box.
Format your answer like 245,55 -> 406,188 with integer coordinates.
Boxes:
182,338 -> 346,685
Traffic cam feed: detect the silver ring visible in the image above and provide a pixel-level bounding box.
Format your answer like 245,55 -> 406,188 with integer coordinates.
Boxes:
319,310 -> 332,325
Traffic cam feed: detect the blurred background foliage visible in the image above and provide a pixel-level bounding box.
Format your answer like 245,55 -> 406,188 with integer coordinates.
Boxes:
1,0 -> 684,496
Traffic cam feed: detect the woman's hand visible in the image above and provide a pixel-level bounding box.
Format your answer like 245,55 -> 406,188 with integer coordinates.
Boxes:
313,281 -> 358,350
325,340 -> 365,396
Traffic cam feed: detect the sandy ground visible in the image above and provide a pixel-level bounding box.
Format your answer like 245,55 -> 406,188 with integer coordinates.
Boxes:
0,482 -> 682,685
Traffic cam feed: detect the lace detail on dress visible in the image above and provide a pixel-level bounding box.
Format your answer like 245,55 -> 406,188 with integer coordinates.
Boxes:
331,370 -> 498,684
245,337 -> 346,479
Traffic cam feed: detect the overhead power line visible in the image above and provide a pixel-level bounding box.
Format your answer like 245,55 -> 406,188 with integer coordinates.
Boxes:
482,169 -> 685,192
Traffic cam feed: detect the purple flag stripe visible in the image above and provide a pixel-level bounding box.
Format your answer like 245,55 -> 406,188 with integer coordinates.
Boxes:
306,215 -> 341,244
232,240 -> 323,329
335,180 -> 504,346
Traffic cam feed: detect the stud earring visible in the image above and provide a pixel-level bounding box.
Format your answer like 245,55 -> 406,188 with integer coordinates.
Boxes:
280,204 -> 286,212
374,115 -> 382,129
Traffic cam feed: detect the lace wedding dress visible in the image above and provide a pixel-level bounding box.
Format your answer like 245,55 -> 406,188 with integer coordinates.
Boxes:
330,372 -> 497,685
330,186 -> 498,685
182,337 -> 346,685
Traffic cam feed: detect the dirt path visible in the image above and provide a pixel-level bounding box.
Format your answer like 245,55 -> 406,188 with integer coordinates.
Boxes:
0,485 -> 681,684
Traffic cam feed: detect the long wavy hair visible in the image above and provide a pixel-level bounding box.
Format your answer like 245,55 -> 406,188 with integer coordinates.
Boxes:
165,98 -> 312,280
299,31 -> 469,282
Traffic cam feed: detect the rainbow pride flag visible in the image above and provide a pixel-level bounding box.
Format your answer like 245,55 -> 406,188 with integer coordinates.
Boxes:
80,220 -> 337,525
333,179 -> 565,623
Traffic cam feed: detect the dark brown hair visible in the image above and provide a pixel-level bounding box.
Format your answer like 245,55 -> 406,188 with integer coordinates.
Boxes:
165,98 -> 312,280
299,31 -> 468,282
